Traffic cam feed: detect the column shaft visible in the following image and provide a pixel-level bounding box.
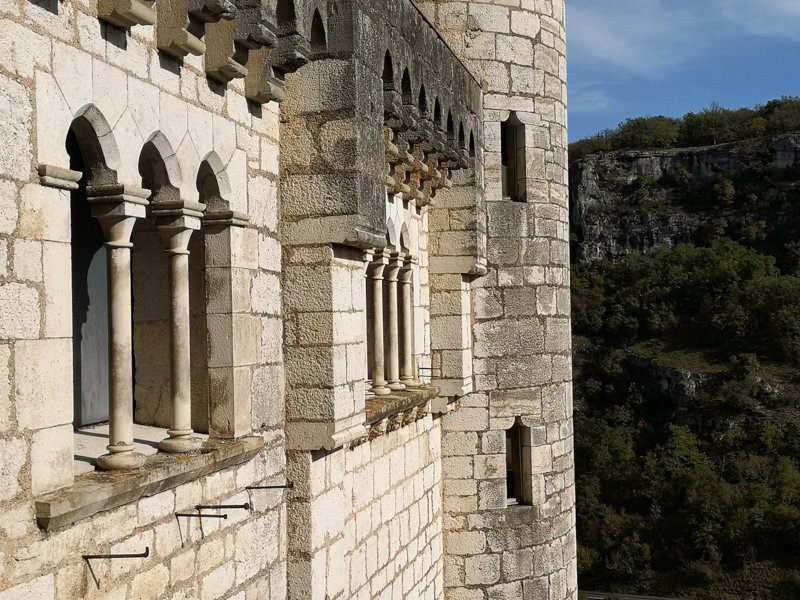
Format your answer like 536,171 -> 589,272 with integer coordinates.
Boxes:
400,258 -> 418,387
370,257 -> 390,396
96,243 -> 145,470
386,254 -> 404,391
157,212 -> 202,453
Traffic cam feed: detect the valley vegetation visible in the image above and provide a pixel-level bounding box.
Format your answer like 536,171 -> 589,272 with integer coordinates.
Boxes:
570,100 -> 800,599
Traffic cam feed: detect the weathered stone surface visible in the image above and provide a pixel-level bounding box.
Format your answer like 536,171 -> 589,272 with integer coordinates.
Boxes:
0,437 -> 27,502
0,74 -> 32,182
15,339 -> 71,430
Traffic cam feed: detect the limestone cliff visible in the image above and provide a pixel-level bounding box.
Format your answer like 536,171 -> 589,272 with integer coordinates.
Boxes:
569,133 -> 800,263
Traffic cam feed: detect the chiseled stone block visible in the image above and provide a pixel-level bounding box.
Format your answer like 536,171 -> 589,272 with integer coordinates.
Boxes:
0,574 -> 54,600
30,424 -> 72,495
0,437 -> 27,502
15,338 -> 71,430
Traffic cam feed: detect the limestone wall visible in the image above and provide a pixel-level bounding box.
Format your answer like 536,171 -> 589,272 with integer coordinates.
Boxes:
0,1 -> 287,597
415,1 -> 577,599
287,413 -> 445,600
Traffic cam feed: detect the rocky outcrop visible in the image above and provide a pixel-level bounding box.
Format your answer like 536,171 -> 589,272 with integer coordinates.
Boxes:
569,133 -> 800,263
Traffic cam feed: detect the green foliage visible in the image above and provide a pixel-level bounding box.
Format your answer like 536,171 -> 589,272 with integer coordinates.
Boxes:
712,176 -> 736,206
570,97 -> 800,159
574,241 -> 800,598
572,241 -> 800,363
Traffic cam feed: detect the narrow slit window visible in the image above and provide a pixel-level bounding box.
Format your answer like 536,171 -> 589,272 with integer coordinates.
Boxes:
500,115 -> 525,202
506,425 -> 523,505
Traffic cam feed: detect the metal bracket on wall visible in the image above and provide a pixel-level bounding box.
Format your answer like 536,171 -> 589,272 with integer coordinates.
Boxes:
82,547 -> 150,588
175,511 -> 228,545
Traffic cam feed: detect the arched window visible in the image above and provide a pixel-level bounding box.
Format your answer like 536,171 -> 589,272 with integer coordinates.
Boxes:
401,69 -> 412,104
310,9 -> 326,54
418,85 -> 428,117
382,51 -> 395,91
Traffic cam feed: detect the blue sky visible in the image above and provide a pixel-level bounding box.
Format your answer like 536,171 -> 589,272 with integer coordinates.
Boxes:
566,0 -> 800,141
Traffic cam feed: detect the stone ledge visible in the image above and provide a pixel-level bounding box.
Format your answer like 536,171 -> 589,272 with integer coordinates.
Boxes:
364,386 -> 440,426
34,436 -> 264,531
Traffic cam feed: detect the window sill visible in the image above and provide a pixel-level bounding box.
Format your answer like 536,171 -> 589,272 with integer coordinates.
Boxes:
34,436 -> 264,531
364,385 -> 440,426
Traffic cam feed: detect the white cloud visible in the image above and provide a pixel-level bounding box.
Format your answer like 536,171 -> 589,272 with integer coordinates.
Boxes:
569,85 -> 614,115
567,0 -> 705,76
714,0 -> 800,40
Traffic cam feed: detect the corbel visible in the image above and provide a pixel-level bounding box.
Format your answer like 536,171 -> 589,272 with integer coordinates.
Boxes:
244,48 -> 286,103
98,0 -> 155,27
157,0 -> 237,58
205,2 -> 278,83
384,90 -> 406,133
271,32 -> 311,76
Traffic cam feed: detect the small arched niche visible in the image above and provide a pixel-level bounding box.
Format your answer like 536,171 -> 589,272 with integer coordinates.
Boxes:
310,9 -> 327,55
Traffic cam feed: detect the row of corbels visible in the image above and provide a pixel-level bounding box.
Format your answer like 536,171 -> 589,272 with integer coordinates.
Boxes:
96,0 -> 309,103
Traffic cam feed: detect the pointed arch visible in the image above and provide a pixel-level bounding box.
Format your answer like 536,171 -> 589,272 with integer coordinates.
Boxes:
382,50 -> 395,91
310,9 -> 327,53
69,104 -> 121,184
458,122 -> 465,148
433,98 -> 442,130
469,130 -> 475,157
196,151 -> 232,213
139,132 -> 182,202
418,84 -> 428,116
276,0 -> 297,32
446,110 -> 455,140
400,222 -> 411,252
401,69 -> 412,104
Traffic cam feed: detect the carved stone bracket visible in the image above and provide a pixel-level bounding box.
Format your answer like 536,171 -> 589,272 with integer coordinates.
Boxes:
157,0 -> 237,58
98,0 -> 156,27
205,1 -> 278,83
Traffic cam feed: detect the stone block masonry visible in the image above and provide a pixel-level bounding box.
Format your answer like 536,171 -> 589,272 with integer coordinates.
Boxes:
0,0 -> 573,598
417,1 -> 577,599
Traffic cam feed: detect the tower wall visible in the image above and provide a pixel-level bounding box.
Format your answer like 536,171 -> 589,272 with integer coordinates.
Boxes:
416,2 -> 577,598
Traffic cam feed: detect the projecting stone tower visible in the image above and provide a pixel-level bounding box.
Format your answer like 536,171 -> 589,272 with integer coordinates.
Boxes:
417,1 -> 576,598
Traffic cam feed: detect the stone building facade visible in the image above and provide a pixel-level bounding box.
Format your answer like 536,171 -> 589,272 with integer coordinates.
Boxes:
0,0 -> 574,598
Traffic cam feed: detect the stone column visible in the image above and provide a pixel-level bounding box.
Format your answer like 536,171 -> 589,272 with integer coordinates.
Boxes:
399,255 -> 419,387
368,251 -> 390,396
155,202 -> 205,453
88,184 -> 149,471
386,253 -> 405,391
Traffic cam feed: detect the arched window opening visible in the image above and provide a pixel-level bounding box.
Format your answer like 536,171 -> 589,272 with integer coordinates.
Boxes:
276,0 -> 296,33
310,9 -> 327,54
458,122 -> 465,149
501,113 -> 525,202
418,85 -> 428,117
446,111 -> 455,141
433,98 -> 442,131
382,51 -> 395,91
132,141 -> 175,430
401,69 -> 412,104
469,131 -> 475,157
68,129 -> 109,429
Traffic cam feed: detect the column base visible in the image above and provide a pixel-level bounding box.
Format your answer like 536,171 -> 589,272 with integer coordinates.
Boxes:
401,377 -> 420,388
159,433 -> 203,453
371,385 -> 392,396
96,446 -> 146,471
388,380 -> 406,391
